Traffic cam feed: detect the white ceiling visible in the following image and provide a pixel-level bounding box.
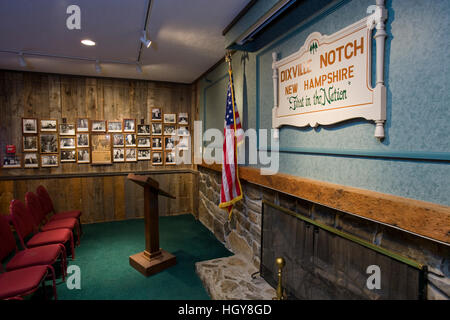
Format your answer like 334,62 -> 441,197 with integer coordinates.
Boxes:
0,0 -> 250,83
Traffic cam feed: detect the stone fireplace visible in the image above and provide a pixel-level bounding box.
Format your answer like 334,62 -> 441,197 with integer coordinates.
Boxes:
261,200 -> 425,299
197,166 -> 450,300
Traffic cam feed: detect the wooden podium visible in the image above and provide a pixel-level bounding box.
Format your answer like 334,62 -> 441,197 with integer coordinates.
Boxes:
127,173 -> 177,276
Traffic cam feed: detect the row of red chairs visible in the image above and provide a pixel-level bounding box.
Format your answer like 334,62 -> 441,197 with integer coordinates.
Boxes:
0,186 -> 82,300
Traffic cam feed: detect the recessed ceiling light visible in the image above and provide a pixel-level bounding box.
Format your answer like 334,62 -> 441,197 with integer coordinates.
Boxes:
81,39 -> 96,46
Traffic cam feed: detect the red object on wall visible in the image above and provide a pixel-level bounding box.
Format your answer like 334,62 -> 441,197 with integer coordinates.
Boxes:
6,145 -> 16,154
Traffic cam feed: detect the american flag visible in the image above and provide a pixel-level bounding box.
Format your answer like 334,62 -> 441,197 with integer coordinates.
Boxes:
219,73 -> 243,219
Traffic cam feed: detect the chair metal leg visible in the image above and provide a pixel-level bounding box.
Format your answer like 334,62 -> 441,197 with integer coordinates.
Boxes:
47,265 -> 57,300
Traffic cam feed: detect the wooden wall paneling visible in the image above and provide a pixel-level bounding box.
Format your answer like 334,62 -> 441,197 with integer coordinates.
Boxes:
151,173 -> 193,216
80,177 -> 92,224
0,172 -> 196,222
13,179 -> 27,204
146,81 -> 157,112
48,75 -> 61,119
0,70 -> 203,177
152,174 -> 169,215
23,73 -> 43,118
84,77 -> 99,118
124,178 -> 138,219
92,177 -> 106,223
67,177 -> 82,213
103,176 -> 115,221
50,179 -> 65,214
0,181 -> 14,215
135,180 -> 145,218
0,73 -> 9,157
133,81 -> 149,172
62,77 -> 84,173
113,176 -> 126,221
0,70 -> 197,223
2,73 -> 24,159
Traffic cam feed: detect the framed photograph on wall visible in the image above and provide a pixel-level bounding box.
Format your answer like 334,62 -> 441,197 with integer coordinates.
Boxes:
124,134 -> 136,147
77,118 -> 90,132
151,137 -> 162,150
163,113 -> 176,124
77,148 -> 90,164
40,134 -> 58,153
76,133 -> 90,148
60,137 -> 76,149
123,119 -> 136,132
41,154 -> 58,167
138,149 -> 151,160
2,155 -> 21,168
91,120 -> 106,132
165,151 -> 176,165
108,120 -> 123,133
177,126 -> 190,136
23,135 -> 38,152
113,148 -> 125,162
137,136 -> 151,148
22,118 -> 38,134
59,123 -> 75,135
23,153 -> 39,168
151,151 -> 163,165
112,134 -> 124,147
40,119 -> 57,132
91,134 -> 112,164
164,136 -> 175,150
151,123 -> 162,135
60,150 -> 76,162
163,124 -> 176,136
151,108 -> 162,121
137,124 -> 150,135
178,112 -> 188,125
125,148 -> 137,162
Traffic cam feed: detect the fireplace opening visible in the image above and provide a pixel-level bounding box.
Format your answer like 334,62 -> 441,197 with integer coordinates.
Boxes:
261,200 -> 427,300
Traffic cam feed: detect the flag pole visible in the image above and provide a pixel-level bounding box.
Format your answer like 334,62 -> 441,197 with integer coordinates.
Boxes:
225,51 -> 241,221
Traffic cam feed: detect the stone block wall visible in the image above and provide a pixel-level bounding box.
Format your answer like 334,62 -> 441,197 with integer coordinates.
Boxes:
198,166 -> 262,268
197,166 -> 450,300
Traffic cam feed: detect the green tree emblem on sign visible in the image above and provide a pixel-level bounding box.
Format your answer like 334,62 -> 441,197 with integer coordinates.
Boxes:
309,41 -> 318,54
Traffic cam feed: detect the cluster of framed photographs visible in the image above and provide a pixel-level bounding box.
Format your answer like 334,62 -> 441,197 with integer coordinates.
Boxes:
4,110 -> 190,169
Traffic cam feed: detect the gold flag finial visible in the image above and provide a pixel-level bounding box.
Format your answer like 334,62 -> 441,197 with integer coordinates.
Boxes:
225,51 -> 233,71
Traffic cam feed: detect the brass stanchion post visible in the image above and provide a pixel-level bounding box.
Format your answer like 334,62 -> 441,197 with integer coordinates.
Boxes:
273,257 -> 286,300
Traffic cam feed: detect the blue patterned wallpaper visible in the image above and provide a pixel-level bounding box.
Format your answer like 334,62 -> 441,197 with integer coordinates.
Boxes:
199,0 -> 450,206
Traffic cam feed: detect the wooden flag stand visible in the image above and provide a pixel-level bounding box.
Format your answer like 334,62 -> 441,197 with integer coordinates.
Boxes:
127,173 -> 177,276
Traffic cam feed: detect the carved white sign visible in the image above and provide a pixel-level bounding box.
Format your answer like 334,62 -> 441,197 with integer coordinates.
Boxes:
272,0 -> 387,139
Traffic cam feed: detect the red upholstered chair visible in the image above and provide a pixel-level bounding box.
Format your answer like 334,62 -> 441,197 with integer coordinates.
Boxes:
0,215 -> 67,281
0,265 -> 57,300
25,192 -> 81,246
36,185 -> 82,223
10,199 -> 75,260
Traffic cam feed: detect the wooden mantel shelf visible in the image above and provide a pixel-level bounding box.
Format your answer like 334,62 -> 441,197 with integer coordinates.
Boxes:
199,163 -> 450,244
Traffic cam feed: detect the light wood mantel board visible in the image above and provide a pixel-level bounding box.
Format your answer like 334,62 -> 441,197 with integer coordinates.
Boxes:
199,163 -> 450,244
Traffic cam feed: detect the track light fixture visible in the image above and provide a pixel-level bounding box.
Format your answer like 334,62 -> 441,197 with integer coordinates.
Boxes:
140,30 -> 152,48
136,63 -> 143,73
18,52 -> 27,67
95,60 -> 101,73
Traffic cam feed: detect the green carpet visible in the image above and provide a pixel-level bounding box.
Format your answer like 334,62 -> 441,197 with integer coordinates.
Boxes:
56,214 -> 232,300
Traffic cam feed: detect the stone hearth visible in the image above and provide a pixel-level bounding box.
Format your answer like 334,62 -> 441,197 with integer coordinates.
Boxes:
198,166 -> 450,300
196,255 -> 276,300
